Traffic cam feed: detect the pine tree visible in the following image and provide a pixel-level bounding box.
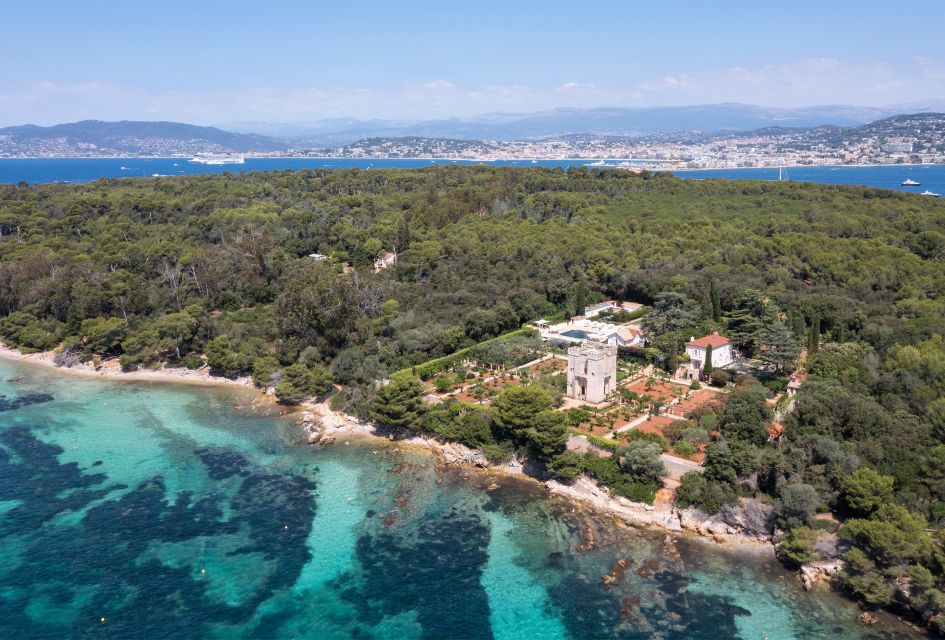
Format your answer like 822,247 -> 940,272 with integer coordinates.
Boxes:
703,343 -> 714,378
710,279 -> 722,323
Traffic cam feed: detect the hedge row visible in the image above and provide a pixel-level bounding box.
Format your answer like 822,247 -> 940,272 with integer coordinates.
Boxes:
390,327 -> 538,381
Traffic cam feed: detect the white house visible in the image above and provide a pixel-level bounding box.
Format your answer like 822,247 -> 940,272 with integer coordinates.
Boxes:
684,333 -> 734,378
604,326 -> 644,348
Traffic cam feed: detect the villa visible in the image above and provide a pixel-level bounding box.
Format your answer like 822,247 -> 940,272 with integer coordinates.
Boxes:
681,332 -> 734,380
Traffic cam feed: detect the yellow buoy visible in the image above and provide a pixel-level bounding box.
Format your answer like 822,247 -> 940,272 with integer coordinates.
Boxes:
200,568 -> 206,575
100,617 -> 106,624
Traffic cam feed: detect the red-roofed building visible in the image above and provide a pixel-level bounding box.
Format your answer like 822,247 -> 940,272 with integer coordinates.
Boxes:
682,332 -> 734,379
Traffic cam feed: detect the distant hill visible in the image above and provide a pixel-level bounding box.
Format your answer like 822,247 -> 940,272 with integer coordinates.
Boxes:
219,103 -> 910,145
0,120 -> 288,156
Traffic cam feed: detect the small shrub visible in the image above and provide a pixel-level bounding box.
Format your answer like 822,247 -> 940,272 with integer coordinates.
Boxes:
181,354 -> 204,370
674,441 -> 697,458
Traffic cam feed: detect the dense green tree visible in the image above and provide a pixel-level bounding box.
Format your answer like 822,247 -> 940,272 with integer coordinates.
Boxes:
204,335 -> 239,375
842,466 -> 895,517
368,376 -> 426,429
274,261 -> 360,358
779,526 -> 819,567
617,440 -> 666,483
774,483 -> 820,530
524,409 -> 569,460
762,322 -> 801,372
492,385 -> 554,438
549,451 -> 585,482
719,385 -> 773,446
675,472 -> 737,514
153,310 -> 199,360
643,292 -> 702,336
80,316 -> 127,355
726,290 -> 780,355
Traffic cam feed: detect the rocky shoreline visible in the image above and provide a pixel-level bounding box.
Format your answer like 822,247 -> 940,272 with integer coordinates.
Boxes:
298,399 -> 779,551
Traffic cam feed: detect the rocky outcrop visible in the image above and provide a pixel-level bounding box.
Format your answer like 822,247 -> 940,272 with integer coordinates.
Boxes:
676,503 -> 773,544
799,559 -> 843,590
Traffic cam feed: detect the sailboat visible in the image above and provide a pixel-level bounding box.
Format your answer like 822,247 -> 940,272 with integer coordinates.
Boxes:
778,161 -> 789,182
901,178 -> 921,186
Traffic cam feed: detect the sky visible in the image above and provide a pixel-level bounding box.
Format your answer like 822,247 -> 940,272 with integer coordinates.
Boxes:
2,0 -> 945,126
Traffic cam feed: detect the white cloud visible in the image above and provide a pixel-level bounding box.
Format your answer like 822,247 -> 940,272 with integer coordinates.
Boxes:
418,80 -> 455,90
1,56 -> 944,124
555,82 -> 596,93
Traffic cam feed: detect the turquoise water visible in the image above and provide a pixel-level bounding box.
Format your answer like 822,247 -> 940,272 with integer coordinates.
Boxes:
0,359 -> 926,639
560,330 -> 593,340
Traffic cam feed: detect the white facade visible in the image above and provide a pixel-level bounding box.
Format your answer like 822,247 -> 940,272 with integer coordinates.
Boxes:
685,334 -> 734,372
604,326 -> 644,348
567,342 -> 618,404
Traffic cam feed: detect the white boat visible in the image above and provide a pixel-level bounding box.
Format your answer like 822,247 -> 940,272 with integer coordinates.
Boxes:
189,153 -> 245,165
585,160 -> 607,167
921,190 -> 941,197
901,178 -> 921,186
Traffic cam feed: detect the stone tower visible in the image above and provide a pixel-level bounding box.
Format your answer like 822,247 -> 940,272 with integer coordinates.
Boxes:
567,341 -> 617,404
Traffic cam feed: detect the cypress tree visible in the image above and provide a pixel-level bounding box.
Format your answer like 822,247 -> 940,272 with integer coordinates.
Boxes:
703,343 -> 714,378
667,339 -> 679,373
710,280 -> 722,323
808,317 -> 821,355
790,311 -> 806,342
574,281 -> 589,318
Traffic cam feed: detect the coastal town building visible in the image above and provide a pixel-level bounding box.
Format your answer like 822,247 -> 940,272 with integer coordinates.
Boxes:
566,341 -> 618,404
682,333 -> 734,380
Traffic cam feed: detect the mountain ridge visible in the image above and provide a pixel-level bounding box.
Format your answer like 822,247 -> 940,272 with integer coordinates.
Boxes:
217,102 -> 940,145
0,120 -> 288,156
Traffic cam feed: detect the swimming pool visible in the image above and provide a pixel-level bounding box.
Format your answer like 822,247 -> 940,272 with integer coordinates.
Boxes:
560,329 -> 593,340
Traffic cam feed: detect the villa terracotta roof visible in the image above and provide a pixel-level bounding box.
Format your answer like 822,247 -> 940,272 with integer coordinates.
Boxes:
686,333 -> 731,349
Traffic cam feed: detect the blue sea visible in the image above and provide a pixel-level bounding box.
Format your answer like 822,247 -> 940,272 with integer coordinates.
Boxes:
2,157 -> 945,194
0,359 -> 927,639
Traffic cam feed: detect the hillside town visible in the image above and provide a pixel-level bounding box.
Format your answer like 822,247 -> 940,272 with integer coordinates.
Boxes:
296,113 -> 945,168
